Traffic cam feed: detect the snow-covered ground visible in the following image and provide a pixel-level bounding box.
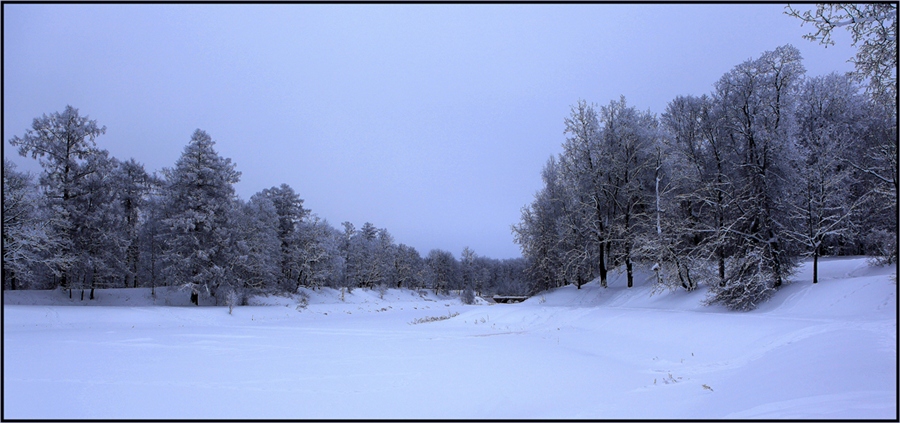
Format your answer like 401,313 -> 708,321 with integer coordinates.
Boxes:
3,257 -> 896,419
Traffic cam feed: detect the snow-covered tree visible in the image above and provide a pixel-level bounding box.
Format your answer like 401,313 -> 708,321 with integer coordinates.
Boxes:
786,3 -> 897,106
259,184 -> 309,290
226,193 -> 282,299
393,243 -> 424,289
598,96 -> 658,288
558,100 -> 611,288
345,222 -> 385,289
295,216 -> 345,290
787,3 -> 898,264
424,249 -> 459,295
660,94 -> 734,290
66,150 -> 124,299
2,160 -> 64,290
787,73 -> 871,282
374,228 -> 398,290
513,156 -> 569,292
110,158 -> 153,288
338,221 -> 356,294
705,45 -> 806,309
633,143 -> 699,293
159,129 -> 241,305
8,105 -> 107,290
459,246 -> 478,304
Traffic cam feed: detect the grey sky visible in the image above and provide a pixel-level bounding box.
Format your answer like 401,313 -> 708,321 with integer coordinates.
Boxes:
3,4 -> 857,259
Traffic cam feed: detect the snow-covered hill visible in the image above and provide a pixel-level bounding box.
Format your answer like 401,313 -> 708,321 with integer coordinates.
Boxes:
3,257 -> 896,419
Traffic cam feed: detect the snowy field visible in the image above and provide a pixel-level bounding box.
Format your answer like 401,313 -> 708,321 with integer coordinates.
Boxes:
3,257 -> 897,419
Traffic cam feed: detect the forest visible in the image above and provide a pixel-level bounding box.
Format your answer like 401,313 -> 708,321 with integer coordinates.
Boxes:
2,121 -> 529,305
513,41 -> 897,310
4,6 -> 897,311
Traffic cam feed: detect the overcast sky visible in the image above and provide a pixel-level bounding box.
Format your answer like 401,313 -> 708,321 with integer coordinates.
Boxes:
3,4 -> 857,259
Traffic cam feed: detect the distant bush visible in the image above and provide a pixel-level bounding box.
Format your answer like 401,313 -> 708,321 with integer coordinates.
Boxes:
295,290 -> 310,311
409,311 -> 459,325
461,288 -> 475,305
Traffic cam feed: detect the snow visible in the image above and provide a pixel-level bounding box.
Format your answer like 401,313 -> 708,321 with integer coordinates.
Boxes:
3,257 -> 896,419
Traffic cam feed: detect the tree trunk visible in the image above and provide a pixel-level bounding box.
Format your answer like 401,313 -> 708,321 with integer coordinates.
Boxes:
771,239 -> 784,288
598,242 -> 608,288
718,252 -> 726,287
90,266 -> 96,300
6,268 -> 16,290
626,256 -> 634,288
813,246 -> 819,284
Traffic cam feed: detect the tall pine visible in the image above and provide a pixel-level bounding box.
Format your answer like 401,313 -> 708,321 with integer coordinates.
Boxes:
160,129 -> 241,305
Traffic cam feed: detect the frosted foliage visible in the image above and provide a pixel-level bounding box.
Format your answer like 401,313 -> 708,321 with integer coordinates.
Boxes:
7,106 -> 109,290
160,129 -> 241,304
2,161 -> 65,289
705,248 -> 777,311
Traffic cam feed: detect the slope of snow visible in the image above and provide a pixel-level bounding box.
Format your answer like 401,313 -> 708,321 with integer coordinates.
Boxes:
3,257 -> 896,419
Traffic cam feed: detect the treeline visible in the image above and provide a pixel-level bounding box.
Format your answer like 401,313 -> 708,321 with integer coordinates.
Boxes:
513,44 -> 897,310
3,116 -> 527,305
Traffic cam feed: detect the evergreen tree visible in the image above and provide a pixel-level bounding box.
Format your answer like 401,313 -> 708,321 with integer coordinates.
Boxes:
160,129 -> 241,305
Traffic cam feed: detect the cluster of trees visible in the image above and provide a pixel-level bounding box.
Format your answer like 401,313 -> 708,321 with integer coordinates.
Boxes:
513,43 -> 897,310
3,112 -> 526,305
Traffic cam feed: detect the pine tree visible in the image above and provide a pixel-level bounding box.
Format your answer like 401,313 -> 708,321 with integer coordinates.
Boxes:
160,129 -> 241,305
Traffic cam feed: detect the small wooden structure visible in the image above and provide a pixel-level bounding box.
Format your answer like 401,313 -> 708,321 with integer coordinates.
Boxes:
492,295 -> 528,304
